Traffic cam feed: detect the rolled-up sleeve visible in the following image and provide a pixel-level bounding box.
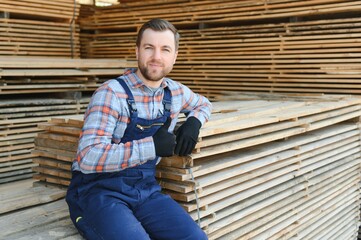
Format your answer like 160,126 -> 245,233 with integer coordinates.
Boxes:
173,82 -> 212,125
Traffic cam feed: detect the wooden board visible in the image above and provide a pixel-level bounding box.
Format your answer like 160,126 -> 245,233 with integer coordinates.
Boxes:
0,198 -> 80,240
0,57 -> 136,94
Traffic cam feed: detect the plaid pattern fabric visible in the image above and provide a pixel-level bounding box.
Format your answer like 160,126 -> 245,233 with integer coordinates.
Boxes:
72,68 -> 212,173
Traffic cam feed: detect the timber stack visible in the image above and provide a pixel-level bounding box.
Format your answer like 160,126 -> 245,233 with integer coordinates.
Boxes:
31,93 -> 361,239
0,0 -> 81,183
80,0 -> 361,99
0,57 -> 135,183
0,0 -> 81,58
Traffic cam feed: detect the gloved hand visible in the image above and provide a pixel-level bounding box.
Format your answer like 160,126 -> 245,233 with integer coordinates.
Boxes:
175,116 -> 202,156
153,117 -> 176,157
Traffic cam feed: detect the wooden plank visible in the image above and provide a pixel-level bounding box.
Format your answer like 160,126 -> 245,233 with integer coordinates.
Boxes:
208,164 -> 360,238
0,181 -> 66,214
202,163 -> 359,233
160,131 -> 359,194
0,56 -> 136,68
7,218 -> 81,240
33,157 -> 72,171
0,199 -> 72,238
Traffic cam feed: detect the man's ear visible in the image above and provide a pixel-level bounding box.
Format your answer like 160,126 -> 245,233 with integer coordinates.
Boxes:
135,47 -> 139,60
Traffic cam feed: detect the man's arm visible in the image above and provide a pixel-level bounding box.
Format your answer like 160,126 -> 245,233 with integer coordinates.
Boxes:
75,83 -> 156,174
174,83 -> 212,156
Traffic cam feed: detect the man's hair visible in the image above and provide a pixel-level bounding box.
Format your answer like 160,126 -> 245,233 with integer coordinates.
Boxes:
136,19 -> 180,51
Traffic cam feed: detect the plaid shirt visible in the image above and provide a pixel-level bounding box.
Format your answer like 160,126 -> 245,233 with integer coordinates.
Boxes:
72,69 -> 212,173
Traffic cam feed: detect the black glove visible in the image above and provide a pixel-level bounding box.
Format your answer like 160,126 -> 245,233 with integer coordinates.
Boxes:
175,117 -> 202,156
153,117 -> 176,157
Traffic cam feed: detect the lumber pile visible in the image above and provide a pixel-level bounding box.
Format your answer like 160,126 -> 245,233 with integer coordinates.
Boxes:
80,0 -> 361,30
0,99 -> 87,184
80,1 -> 361,99
0,57 -> 135,183
32,94 -> 361,239
32,115 -> 83,186
156,94 -> 361,239
0,18 -> 81,58
172,17 -> 361,97
0,0 -> 81,57
0,0 -> 80,21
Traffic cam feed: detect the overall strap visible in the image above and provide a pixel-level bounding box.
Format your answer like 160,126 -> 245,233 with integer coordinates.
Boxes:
116,77 -> 138,118
162,87 -> 172,117
116,77 -> 172,118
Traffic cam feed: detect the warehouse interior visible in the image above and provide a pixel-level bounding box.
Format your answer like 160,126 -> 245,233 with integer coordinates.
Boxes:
1,0 -> 361,239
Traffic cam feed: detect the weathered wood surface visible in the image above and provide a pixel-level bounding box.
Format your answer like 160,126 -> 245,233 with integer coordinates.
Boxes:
0,179 -> 66,214
0,197 -> 80,240
0,179 -> 79,239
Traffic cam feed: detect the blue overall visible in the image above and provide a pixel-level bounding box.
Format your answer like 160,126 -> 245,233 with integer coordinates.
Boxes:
66,78 -> 207,240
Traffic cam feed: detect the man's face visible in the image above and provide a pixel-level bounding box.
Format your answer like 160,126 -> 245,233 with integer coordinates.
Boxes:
136,28 -> 178,86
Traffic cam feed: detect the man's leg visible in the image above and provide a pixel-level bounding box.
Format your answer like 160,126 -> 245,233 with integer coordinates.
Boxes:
134,191 -> 208,240
76,200 -> 151,240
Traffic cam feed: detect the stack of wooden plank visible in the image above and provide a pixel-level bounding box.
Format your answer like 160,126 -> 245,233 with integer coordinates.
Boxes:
0,57 -> 135,183
79,0 -> 361,99
156,95 -> 361,238
0,18 -> 81,58
0,57 -> 135,94
0,0 -> 81,58
81,15 -> 361,99
172,17 -> 361,97
32,94 -> 361,239
80,0 -> 361,30
0,0 -> 80,22
0,99 -> 87,184
32,115 -> 83,186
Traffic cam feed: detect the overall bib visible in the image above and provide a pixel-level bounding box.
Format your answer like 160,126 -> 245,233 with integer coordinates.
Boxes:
66,78 -> 207,240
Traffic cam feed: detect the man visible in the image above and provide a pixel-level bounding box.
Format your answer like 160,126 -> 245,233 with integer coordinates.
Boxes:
66,19 -> 212,240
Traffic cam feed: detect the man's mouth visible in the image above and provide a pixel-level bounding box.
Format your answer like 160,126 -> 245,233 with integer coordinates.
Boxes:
149,61 -> 162,68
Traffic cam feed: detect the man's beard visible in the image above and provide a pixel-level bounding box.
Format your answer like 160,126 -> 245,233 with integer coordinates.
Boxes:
138,60 -> 171,82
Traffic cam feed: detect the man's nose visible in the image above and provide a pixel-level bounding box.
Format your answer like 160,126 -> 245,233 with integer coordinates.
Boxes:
152,48 -> 161,59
